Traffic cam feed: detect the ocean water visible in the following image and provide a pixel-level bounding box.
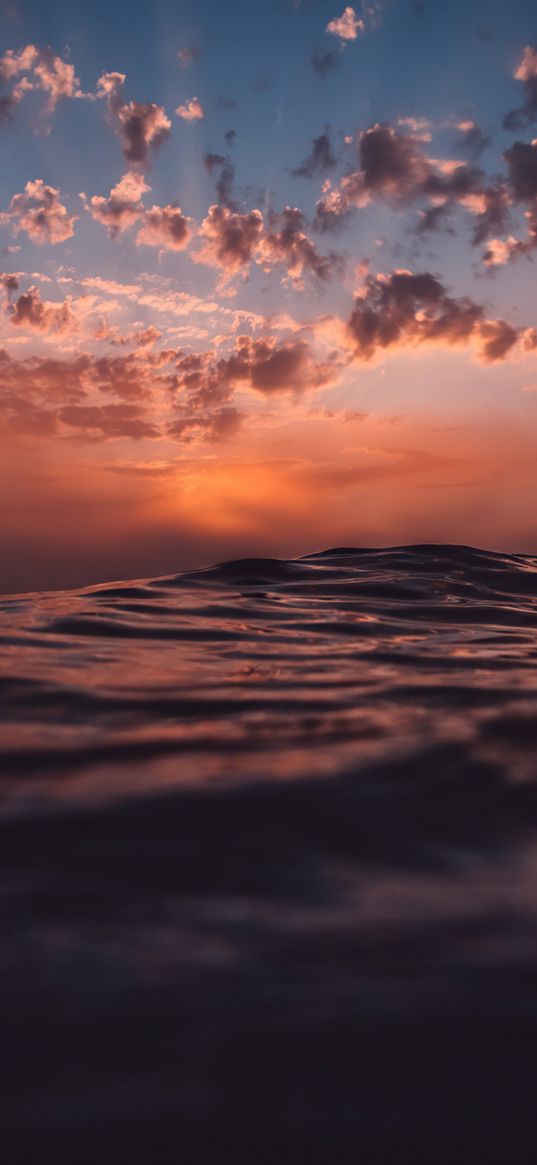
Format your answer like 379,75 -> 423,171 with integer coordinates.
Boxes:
2,544 -> 537,1160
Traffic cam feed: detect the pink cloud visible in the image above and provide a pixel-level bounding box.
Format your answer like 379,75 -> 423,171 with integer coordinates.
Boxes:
9,284 -> 76,334
1,179 -> 78,244
136,204 -> 192,251
326,7 -> 364,40
175,97 -> 204,122
81,172 -> 149,237
194,204 -> 264,275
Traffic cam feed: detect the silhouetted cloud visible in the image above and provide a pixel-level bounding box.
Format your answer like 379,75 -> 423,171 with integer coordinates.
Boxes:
314,122 -> 503,244
97,71 -> 171,164
455,119 -> 491,160
504,46 -> 537,131
260,206 -> 342,285
203,152 -> 237,208
347,270 -> 519,362
293,130 -> 337,177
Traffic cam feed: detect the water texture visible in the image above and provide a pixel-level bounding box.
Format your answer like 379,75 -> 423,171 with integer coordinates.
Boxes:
2,545 -> 537,1160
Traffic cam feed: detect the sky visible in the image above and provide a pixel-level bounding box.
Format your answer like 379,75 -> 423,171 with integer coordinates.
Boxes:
1,0 -> 537,592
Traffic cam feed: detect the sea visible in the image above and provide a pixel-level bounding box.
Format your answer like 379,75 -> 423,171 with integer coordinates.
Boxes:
1,544 -> 537,1160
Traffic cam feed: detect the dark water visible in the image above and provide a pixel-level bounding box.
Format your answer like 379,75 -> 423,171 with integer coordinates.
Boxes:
2,544 -> 537,1160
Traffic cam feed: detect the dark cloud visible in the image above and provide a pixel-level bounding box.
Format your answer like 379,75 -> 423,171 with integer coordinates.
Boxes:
314,122 -> 503,247
292,130 -> 337,177
261,206 -> 343,284
203,152 -> 237,209
470,184 -> 511,246
118,101 -> 172,165
311,48 -> 339,77
0,271 -> 20,297
97,72 -> 171,165
481,139 -> 537,265
347,270 -> 519,363
10,284 -> 76,334
173,335 -> 343,404
0,91 -> 17,122
195,204 -> 264,273
504,46 -> 537,131
168,406 -> 244,443
456,119 -> 491,160
58,403 -> 159,440
504,138 -> 537,201
136,204 -> 192,251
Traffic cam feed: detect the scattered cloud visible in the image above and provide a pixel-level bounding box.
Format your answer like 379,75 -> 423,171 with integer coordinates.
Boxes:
136,204 -> 192,251
175,96 -> 204,121
1,179 -> 77,244
97,71 -> 171,164
347,270 -> 519,363
504,46 -> 537,131
177,46 -> 201,68
292,130 -> 337,177
326,6 -> 365,41
81,171 -> 149,237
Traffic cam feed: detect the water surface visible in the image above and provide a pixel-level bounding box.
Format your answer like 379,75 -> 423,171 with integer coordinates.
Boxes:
2,545 -> 537,1159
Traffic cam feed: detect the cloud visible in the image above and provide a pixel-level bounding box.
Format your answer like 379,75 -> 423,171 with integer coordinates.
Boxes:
311,48 -> 339,77
96,70 -> 126,109
81,171 -> 149,237
118,101 -> 172,163
136,204 -> 192,251
0,272 -> 20,298
292,130 -> 337,177
504,46 -> 537,131
9,284 -> 76,334
58,403 -> 159,439
194,204 -> 264,276
203,152 -> 237,208
168,405 -> 244,443
260,206 -> 342,285
193,202 -> 340,288
175,97 -> 204,122
31,45 -> 82,114
0,344 -> 173,440
504,138 -> 537,202
455,119 -> 491,160
1,179 -> 77,244
177,47 -> 201,68
347,270 -> 519,363
326,7 -> 365,40
0,44 -> 84,126
172,335 -> 344,416
314,122 -> 502,243
484,139 -> 537,264
97,72 -> 171,164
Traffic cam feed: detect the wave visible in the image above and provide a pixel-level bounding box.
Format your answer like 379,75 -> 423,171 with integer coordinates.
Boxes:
2,545 -> 537,1158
